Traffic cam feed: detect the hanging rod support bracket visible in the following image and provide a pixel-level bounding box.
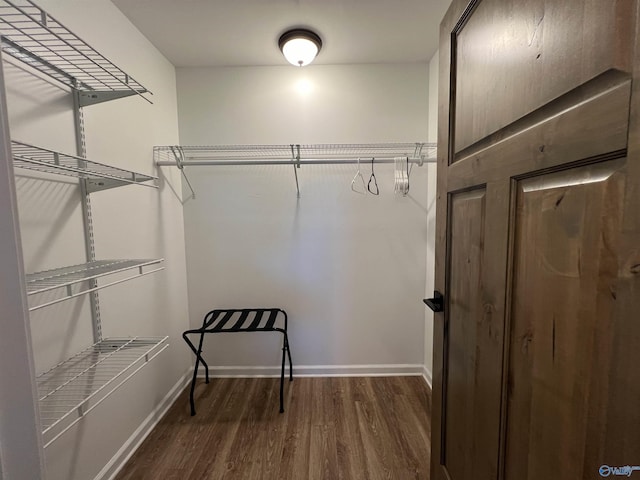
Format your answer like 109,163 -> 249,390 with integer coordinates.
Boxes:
169,146 -> 196,202
290,144 -> 301,197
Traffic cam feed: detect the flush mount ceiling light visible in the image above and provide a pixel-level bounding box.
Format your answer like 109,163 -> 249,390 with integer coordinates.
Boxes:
278,29 -> 322,67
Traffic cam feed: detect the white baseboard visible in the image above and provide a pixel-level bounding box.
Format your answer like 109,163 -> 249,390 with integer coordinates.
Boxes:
95,370 -> 191,480
196,364 -> 424,378
422,365 -> 432,389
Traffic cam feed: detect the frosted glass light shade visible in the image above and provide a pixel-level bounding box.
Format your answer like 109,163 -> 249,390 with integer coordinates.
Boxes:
278,29 -> 322,67
282,38 -> 318,66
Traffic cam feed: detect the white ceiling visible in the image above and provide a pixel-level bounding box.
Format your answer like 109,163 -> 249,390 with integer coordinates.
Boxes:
112,0 -> 452,67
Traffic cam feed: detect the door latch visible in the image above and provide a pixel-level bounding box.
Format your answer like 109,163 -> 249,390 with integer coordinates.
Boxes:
423,291 -> 444,313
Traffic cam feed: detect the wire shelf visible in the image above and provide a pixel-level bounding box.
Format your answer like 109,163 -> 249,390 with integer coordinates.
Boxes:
12,140 -> 157,191
0,0 -> 151,103
154,143 -> 436,165
26,259 -> 164,311
37,337 -> 168,447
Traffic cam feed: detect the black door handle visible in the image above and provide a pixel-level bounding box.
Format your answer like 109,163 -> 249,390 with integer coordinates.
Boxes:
423,291 -> 444,313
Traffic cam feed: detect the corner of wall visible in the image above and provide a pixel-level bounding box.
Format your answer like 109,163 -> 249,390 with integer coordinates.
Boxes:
422,365 -> 433,389
423,48 -> 440,379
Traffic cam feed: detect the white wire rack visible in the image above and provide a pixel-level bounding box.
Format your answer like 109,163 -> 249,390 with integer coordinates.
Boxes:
154,143 -> 437,199
0,0 -> 151,104
12,140 -> 157,192
154,143 -> 436,165
37,337 -> 168,447
26,259 -> 164,311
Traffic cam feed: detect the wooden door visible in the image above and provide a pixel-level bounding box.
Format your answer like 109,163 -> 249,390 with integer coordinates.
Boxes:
431,1 -> 640,479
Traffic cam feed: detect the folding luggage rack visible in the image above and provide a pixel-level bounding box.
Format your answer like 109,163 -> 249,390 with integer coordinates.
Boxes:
182,308 -> 293,415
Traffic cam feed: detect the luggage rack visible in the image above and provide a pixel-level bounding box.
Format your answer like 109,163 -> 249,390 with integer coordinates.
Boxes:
183,308 -> 293,415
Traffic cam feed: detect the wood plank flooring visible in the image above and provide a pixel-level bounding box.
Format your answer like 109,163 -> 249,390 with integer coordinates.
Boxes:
116,376 -> 432,480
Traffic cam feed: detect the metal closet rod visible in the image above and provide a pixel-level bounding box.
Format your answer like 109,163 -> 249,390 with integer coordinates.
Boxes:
156,157 -> 436,167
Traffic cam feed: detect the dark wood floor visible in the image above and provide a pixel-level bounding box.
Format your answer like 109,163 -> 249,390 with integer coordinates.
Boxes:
116,376 -> 432,480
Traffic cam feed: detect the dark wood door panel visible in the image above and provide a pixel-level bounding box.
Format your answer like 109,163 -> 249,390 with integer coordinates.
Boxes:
445,189 -> 485,480
505,159 -> 626,479
453,0 -> 635,155
444,188 -> 498,480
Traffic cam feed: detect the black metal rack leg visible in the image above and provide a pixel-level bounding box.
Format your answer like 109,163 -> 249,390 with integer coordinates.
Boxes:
203,357 -> 210,384
189,331 -> 208,416
189,356 -> 199,416
279,335 -> 286,413
283,332 -> 293,381
199,331 -> 210,384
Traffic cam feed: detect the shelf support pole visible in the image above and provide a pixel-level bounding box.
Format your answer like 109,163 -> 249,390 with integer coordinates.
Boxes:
73,87 -> 102,343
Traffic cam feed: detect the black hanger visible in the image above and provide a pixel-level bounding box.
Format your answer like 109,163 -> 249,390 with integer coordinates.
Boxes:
367,157 -> 379,195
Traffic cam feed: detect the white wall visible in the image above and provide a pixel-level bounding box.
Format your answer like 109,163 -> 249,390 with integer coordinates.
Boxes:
177,64 -> 430,374
178,64 -> 429,144
4,1 -> 190,479
423,50 -> 440,384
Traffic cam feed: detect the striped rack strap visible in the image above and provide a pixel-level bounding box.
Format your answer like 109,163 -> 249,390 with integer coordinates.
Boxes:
182,308 -> 293,416
202,308 -> 282,332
